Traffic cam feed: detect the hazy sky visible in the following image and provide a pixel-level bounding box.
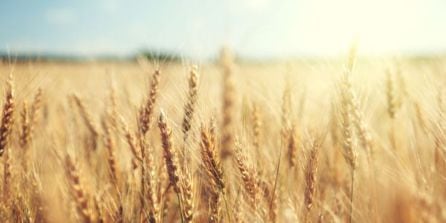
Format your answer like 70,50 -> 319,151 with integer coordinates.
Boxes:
1,0 -> 445,59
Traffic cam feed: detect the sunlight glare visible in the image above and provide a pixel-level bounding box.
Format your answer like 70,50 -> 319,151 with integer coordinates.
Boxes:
297,0 -> 422,56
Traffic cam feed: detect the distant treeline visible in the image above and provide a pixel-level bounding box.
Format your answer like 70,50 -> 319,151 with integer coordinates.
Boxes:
137,50 -> 182,62
0,51 -> 444,64
0,50 -> 183,63
0,53 -> 85,63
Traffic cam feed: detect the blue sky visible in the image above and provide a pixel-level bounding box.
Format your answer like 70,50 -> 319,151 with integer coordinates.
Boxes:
1,0 -> 446,59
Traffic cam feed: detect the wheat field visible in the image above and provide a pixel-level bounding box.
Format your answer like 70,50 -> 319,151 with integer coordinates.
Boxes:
0,49 -> 445,223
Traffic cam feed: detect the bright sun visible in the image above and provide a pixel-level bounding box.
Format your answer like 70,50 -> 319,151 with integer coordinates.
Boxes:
295,0 -> 424,56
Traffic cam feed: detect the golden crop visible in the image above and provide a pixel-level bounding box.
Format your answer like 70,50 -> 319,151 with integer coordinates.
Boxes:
0,51 -> 444,223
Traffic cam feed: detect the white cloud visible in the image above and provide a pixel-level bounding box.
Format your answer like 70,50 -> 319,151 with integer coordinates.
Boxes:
99,0 -> 120,14
45,8 -> 77,25
242,0 -> 271,12
227,0 -> 271,14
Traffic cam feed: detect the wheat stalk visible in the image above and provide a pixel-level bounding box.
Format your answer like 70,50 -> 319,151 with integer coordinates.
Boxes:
72,95 -> 99,150
339,48 -> 358,223
158,110 -> 185,222
181,168 -> 194,223
64,155 -> 95,223
101,117 -> 120,189
220,48 -> 235,159
287,125 -> 299,168
20,101 -> 31,149
251,103 -> 261,152
182,65 -> 199,142
200,124 -> 225,222
139,69 -> 160,135
0,73 -> 14,157
303,137 -> 321,223
234,141 -> 258,208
